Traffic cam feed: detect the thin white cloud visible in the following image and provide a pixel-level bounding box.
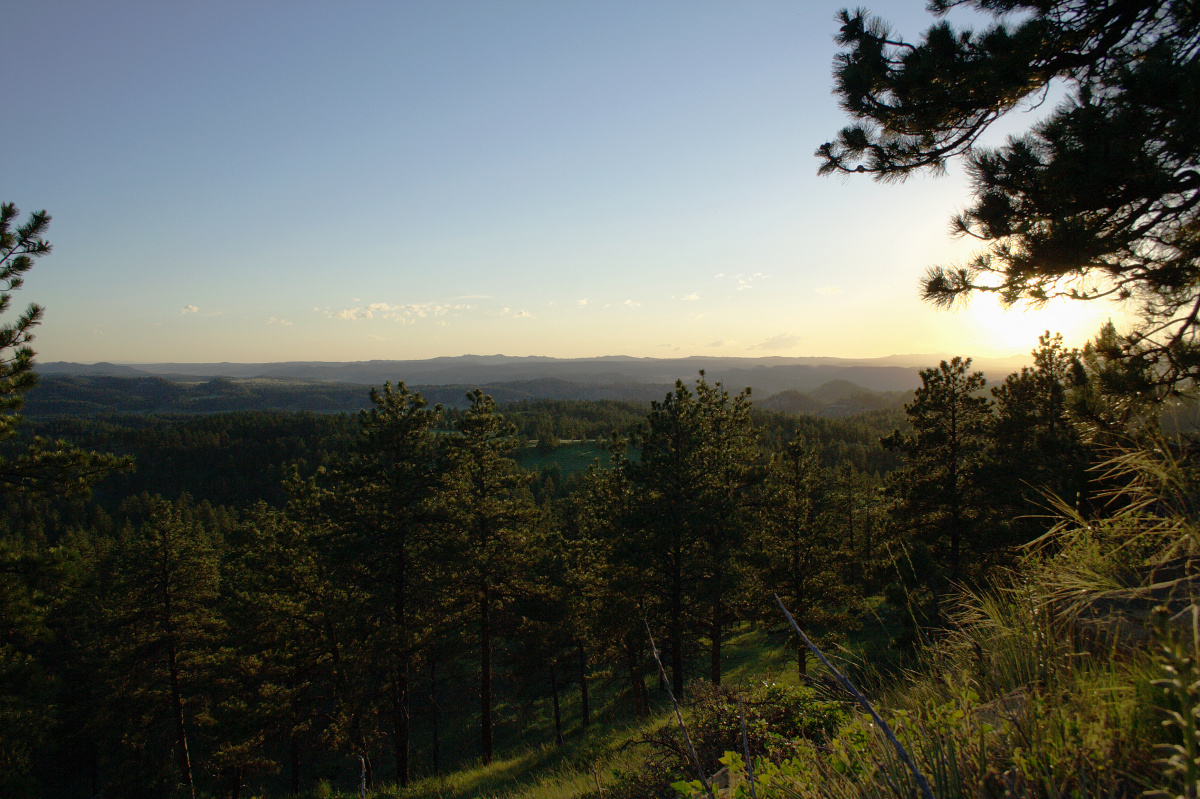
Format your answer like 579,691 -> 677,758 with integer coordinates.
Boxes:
328,301 -> 473,324
623,299 -> 641,308
365,334 -> 384,341
674,292 -> 699,301
267,317 -> 293,326
513,310 -> 533,318
707,339 -> 727,348
814,285 -> 842,295
578,298 -> 588,306
753,333 -> 802,351
713,272 -> 770,291
181,305 -> 198,314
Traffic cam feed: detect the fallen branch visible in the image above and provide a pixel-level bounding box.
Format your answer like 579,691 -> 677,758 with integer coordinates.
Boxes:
645,621 -> 716,799
774,593 -> 935,799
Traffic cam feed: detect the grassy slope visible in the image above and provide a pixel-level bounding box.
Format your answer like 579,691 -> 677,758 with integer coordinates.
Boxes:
306,458 -> 1188,799
290,612 -> 914,799
287,627 -> 808,799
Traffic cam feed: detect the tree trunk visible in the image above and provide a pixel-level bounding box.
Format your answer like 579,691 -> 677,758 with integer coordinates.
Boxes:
577,642 -> 590,730
354,728 -> 373,790
846,468 -> 855,552
161,525 -> 195,799
90,738 -> 99,799
793,538 -> 806,678
290,733 -> 300,795
392,665 -> 410,786
627,644 -> 649,717
481,583 -> 494,764
167,640 -> 195,798
551,665 -> 564,745
710,590 -> 722,686
393,544 -> 411,786
864,505 -> 873,566
431,659 -> 441,774
949,403 -> 961,583
670,545 -> 684,698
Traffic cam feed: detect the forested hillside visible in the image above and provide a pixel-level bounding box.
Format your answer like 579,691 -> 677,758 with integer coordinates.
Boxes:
3,330 -> 1139,798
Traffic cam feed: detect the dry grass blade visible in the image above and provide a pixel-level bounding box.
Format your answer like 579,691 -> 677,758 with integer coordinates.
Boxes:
774,593 -> 936,799
644,620 -> 715,799
1025,443 -> 1200,629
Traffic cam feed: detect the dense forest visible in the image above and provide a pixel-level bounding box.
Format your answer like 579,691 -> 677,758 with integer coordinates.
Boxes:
2,324 -> 1149,798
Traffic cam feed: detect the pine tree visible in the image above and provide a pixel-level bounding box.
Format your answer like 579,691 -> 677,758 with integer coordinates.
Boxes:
221,499 -> 350,796
320,382 -> 445,785
0,204 -> 125,794
440,389 -> 539,764
0,203 -> 125,497
883,358 -> 993,584
691,375 -> 759,686
622,372 -> 760,695
988,332 -> 1087,539
569,437 -> 653,717
755,438 -> 841,676
96,496 -> 223,798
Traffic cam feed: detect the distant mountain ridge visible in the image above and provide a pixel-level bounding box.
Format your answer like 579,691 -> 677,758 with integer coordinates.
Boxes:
24,373 -> 907,418
22,375 -> 678,417
38,353 -> 1030,395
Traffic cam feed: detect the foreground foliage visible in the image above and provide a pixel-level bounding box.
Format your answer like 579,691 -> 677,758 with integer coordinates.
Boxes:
668,444 -> 1197,799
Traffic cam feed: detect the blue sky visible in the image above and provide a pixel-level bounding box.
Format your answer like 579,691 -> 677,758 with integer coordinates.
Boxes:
3,1 -> 1122,363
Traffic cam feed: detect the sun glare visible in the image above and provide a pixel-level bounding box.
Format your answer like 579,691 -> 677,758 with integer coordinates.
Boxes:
964,295 -> 1121,354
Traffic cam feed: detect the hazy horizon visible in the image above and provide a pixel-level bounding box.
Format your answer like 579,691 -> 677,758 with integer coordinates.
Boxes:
44,351 -> 1032,367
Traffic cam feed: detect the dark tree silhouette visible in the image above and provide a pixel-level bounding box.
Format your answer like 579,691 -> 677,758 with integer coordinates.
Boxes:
820,2 -> 1200,387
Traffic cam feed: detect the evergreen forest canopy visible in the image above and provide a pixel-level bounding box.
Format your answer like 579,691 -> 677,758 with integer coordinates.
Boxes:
3,1 -> 1200,798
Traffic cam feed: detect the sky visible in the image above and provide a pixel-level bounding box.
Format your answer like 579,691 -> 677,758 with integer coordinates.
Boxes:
3,0 -> 1126,364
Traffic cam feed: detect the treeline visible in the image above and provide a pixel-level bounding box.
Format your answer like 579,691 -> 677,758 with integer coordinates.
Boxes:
15,400 -> 902,514
487,398 -> 648,443
25,375 -> 376,415
22,412 -> 357,509
1,333 -> 1150,797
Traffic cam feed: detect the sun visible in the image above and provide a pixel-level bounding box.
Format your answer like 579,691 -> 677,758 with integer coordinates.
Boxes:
964,295 -> 1123,354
